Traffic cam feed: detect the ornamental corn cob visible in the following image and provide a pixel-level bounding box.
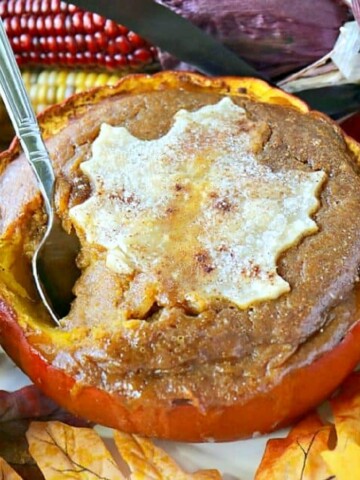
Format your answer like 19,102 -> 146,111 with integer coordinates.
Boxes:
156,0 -> 349,78
0,68 -> 123,148
0,0 -> 158,71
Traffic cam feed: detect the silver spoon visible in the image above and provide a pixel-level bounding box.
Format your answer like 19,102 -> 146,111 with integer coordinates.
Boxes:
0,18 -> 80,325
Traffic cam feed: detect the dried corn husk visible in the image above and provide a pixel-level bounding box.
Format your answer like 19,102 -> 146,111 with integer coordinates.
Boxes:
280,1 -> 360,94
156,0 -> 350,78
280,20 -> 360,93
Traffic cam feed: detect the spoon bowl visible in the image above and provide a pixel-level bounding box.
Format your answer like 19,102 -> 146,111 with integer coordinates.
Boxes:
0,18 -> 80,324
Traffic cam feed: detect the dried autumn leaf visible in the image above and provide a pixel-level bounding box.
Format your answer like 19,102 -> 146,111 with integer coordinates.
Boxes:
0,386 -> 89,480
254,413 -> 333,479
321,371 -> 360,479
329,371 -> 360,446
26,421 -> 124,480
114,431 -> 222,480
0,385 -> 88,426
0,386 -> 58,423
0,420 -> 44,480
0,457 -> 23,479
322,441 -> 360,480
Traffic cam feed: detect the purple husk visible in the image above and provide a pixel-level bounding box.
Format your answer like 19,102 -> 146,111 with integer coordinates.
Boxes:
156,0 -> 350,78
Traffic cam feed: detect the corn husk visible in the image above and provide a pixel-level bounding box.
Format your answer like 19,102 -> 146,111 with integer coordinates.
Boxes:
280,1 -> 360,94
156,0 -> 350,78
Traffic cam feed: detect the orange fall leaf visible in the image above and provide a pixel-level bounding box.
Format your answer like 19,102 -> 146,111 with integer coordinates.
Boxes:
255,371 -> 360,480
321,371 -> 360,479
254,412 -> 334,479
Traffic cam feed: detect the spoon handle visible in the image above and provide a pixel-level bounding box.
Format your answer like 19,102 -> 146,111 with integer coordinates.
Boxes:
0,18 -> 55,208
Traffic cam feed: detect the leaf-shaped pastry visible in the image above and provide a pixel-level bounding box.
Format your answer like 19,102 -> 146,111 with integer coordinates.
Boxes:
70,98 -> 325,310
254,413 -> 333,479
26,421 -> 124,480
114,431 -> 222,480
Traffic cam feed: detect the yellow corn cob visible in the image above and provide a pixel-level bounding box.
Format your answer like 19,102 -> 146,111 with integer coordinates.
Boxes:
21,68 -> 123,113
0,68 -> 124,149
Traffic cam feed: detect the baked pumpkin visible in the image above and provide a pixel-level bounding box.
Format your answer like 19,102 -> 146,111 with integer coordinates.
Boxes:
0,72 -> 360,442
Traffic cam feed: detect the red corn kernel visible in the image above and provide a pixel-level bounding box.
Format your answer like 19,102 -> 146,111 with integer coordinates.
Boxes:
55,35 -> 64,50
64,34 -> 77,54
133,47 -> 153,64
36,16 -> 45,34
74,33 -> 86,51
31,0 -> 42,14
104,19 -> 119,37
27,15 -> 37,35
29,51 -> 40,62
105,54 -> 116,69
83,50 -> 94,64
94,31 -> 107,49
20,33 -> 31,50
11,36 -> 21,52
64,14 -> 73,34
75,51 -> 85,65
40,0 -> 51,13
32,36 -> 41,51
65,51 -> 76,65
150,46 -> 158,58
46,35 -> 57,52
93,13 -> 106,29
117,24 -> 129,36
95,52 -> 105,63
115,36 -> 132,55
66,3 -> 78,13
10,17 -> 22,36
46,51 -> 57,64
53,13 -> 67,34
85,33 -> 98,54
83,11 -> 95,33
24,0 -> 34,13
20,15 -> 28,31
6,0 -> 16,15
44,15 -> 54,33
72,11 -> 84,31
15,0 -> 26,15
39,36 -> 48,49
114,53 -> 128,67
107,40 -> 116,56
51,0 -> 62,12
127,31 -> 145,48
2,17 -> 11,33
127,54 -> 137,68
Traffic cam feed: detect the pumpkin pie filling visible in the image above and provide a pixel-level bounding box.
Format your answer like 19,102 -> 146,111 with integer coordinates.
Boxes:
1,87 -> 360,411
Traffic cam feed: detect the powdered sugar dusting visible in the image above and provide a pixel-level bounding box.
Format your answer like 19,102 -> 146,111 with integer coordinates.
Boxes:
70,98 -> 326,310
